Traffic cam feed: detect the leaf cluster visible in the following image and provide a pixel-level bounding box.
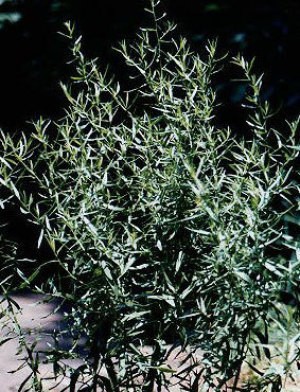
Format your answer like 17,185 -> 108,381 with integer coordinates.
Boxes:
0,1 -> 299,390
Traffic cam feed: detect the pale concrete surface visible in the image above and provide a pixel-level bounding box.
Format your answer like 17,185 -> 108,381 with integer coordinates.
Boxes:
0,294 -> 75,391
0,295 -> 200,391
1,295 -> 300,391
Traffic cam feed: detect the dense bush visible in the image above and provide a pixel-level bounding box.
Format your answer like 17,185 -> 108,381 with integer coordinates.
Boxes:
1,1 -> 300,390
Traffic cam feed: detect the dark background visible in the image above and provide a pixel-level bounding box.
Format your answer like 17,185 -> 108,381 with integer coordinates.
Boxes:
0,0 -> 299,132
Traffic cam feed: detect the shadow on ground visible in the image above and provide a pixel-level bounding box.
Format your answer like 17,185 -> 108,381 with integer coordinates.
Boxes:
0,293 -> 84,391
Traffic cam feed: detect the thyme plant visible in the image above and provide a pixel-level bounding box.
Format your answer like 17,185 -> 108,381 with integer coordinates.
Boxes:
0,1 -> 299,390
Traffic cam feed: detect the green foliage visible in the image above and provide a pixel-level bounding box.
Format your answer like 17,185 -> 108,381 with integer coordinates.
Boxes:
0,1 -> 300,390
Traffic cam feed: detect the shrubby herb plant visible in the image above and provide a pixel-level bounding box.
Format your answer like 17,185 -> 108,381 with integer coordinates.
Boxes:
1,1 -> 300,390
